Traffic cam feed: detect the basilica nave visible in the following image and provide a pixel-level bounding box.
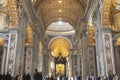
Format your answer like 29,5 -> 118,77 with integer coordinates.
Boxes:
0,0 -> 119,80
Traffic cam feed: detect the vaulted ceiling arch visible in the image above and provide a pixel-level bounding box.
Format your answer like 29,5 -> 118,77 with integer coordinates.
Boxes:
34,0 -> 86,30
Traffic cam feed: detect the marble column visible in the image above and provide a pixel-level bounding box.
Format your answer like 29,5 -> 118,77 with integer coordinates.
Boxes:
71,55 -> 75,76
94,26 -> 107,77
48,53 -> 54,77
31,32 -> 39,75
25,46 -> 33,74
37,42 -> 43,72
42,48 -> 50,76
77,53 -> 82,77
94,24 -> 116,77
37,53 -> 43,72
68,53 -> 72,77
5,29 -> 18,76
71,50 -> 77,76
87,46 -> 97,77
114,46 -> 120,78
24,32 -> 39,75
93,11 -> 106,77
15,2 -> 28,75
81,30 -> 89,80
1,46 -> 7,74
14,22 -> 27,75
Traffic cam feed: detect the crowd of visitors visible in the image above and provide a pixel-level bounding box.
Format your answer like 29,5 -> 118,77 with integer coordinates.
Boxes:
0,70 -> 118,80
86,74 -> 118,80
0,69 -> 42,80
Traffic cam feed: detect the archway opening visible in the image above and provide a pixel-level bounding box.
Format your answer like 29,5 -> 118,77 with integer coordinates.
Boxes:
46,21 -> 74,77
49,37 -> 72,76
50,38 -> 71,57
46,21 -> 75,36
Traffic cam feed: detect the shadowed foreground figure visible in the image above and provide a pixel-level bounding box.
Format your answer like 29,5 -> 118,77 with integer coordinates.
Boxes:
34,69 -> 43,80
4,72 -> 12,80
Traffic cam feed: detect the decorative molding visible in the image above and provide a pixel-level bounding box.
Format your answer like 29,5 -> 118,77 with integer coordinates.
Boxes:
76,0 -> 97,42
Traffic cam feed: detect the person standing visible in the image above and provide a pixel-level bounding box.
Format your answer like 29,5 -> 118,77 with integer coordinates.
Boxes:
26,73 -> 31,80
4,72 -> 12,80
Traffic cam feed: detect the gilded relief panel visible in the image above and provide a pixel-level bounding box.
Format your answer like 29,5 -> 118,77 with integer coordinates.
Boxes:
102,0 -> 120,31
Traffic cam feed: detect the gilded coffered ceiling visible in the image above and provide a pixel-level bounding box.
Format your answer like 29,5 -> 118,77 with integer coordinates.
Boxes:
34,0 -> 87,29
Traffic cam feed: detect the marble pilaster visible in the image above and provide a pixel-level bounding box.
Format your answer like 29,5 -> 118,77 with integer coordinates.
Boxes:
93,9 -> 106,77
14,24 -> 27,75
77,53 -> 82,77
94,20 -> 116,77
37,53 -> 43,72
68,54 -> 72,77
31,32 -> 40,75
94,25 -> 106,77
1,46 -> 7,74
5,29 -> 18,76
81,31 -> 89,80
71,50 -> 77,76
37,42 -> 43,72
42,48 -> 50,75
14,1 -> 28,75
88,46 -> 97,77
114,46 -> 120,79
25,46 -> 33,74
102,29 -> 115,76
